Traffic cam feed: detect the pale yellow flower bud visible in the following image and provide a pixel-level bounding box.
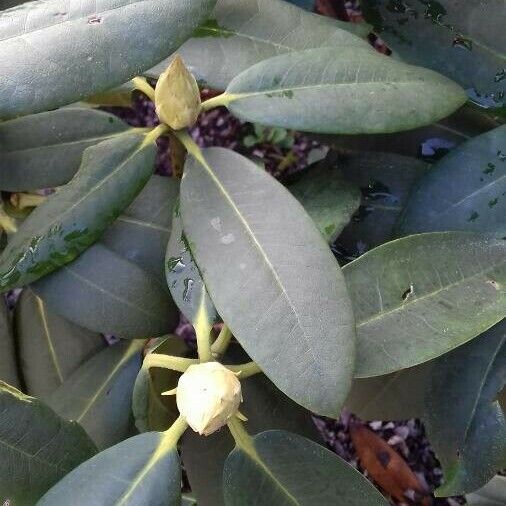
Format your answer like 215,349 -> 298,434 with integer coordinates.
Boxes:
154,55 -> 201,130
176,362 -> 242,436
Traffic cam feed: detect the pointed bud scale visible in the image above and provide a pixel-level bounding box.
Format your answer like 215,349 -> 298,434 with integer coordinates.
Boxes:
154,55 -> 201,130
176,362 -> 242,436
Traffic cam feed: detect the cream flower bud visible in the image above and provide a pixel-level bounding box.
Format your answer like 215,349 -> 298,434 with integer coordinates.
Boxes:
154,55 -> 201,130
176,362 -> 242,436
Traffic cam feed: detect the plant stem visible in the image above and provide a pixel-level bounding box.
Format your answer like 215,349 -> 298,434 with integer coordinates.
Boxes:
142,124 -> 169,148
173,129 -> 204,162
227,361 -> 262,379
200,93 -> 236,112
162,415 -> 188,446
132,76 -> 155,101
227,416 -> 256,456
169,133 -> 186,178
144,353 -> 198,373
195,290 -> 214,362
211,325 -> 233,357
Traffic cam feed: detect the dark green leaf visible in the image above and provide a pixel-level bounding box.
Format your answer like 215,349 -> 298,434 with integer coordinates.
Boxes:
0,107 -> 129,191
15,288 -> 105,400
220,47 -> 467,134
426,321 -> 506,496
0,381 -> 96,505
32,243 -> 178,339
223,430 -> 389,505
147,0 -> 370,90
0,296 -> 20,388
398,125 -> 506,238
47,340 -> 144,450
38,431 -> 181,505
0,0 -> 217,118
166,210 -> 217,325
0,132 -> 156,291
361,0 -> 506,108
102,175 -> 179,280
180,147 -> 355,417
286,159 -> 361,243
343,232 -> 506,377
467,475 -> 506,506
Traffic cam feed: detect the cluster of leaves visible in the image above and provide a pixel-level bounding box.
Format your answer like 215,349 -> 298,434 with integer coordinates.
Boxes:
0,0 -> 504,505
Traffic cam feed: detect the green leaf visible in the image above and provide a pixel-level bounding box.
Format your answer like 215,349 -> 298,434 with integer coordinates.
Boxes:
398,125 -> 506,238
180,147 -> 355,417
223,430 -> 389,505
286,158 -> 361,243
181,343 -> 320,506
38,431 -> 181,505
147,0 -> 370,90
32,243 -> 178,339
0,132 -> 156,291
102,175 -> 179,280
166,209 -> 218,325
426,321 -> 506,497
218,46 -> 467,134
0,107 -> 129,191
0,0 -> 217,118
343,232 -> 506,377
0,296 -> 20,388
337,151 -> 428,253
467,475 -> 506,506
132,335 -> 187,433
0,381 -> 97,505
15,288 -> 105,400
47,340 -> 144,450
361,0 -> 506,108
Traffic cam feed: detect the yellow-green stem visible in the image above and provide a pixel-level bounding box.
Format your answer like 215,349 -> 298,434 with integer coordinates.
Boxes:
163,415 -> 188,445
132,76 -> 155,101
227,361 -> 262,379
227,416 -> 257,455
201,93 -> 236,112
142,124 -> 169,148
211,325 -> 233,357
144,353 -> 198,373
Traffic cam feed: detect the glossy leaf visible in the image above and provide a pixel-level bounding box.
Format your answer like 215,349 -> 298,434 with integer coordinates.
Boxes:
398,125 -> 506,238
0,132 -> 156,292
361,0 -> 506,108
182,343 -> 320,506
286,158 -> 361,243
147,0 -> 370,90
166,209 -> 217,325
343,232 -> 506,377
223,430 -> 389,505
0,296 -> 19,388
0,382 -> 97,505
47,340 -> 144,450
0,0 -> 217,118
337,151 -> 428,253
425,321 -> 506,497
38,431 -> 181,505
0,107 -> 129,191
180,147 -> 355,417
15,288 -> 105,400
220,46 -> 467,134
32,243 -> 178,339
102,175 -> 179,280
467,475 -> 506,506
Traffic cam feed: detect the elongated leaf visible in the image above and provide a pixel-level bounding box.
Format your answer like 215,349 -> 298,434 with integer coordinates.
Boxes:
182,343 -> 320,506
166,209 -> 217,325
0,107 -> 129,191
337,151 -> 428,253
467,475 -> 506,506
0,132 -> 156,292
286,158 -> 361,243
147,0 -> 370,90
38,431 -> 181,505
32,243 -> 178,339
398,125 -> 506,238
425,321 -> 506,497
219,46 -> 467,134
0,382 -> 97,504
15,288 -> 105,400
0,296 -> 19,388
223,430 -> 389,505
361,0 -> 505,108
47,340 -> 144,450
181,147 -> 355,417
343,232 -> 506,377
102,175 -> 179,279
0,0 -> 216,118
